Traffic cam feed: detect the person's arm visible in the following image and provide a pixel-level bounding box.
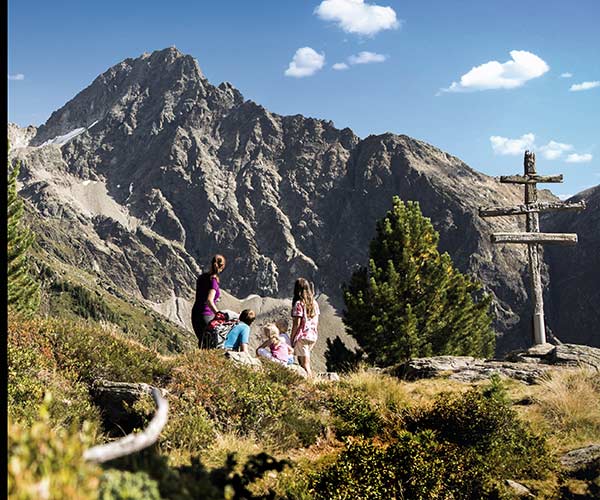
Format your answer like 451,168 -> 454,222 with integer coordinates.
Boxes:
256,339 -> 270,356
290,316 -> 302,345
239,324 -> 250,353
206,288 -> 219,314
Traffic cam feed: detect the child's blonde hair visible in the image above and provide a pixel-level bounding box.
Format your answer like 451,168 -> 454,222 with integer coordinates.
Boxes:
262,323 -> 280,343
274,317 -> 289,334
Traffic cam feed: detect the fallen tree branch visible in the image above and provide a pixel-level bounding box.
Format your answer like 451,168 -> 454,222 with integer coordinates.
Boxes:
83,381 -> 168,464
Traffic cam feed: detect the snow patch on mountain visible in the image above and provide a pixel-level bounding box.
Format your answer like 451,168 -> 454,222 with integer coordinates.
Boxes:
40,127 -> 87,146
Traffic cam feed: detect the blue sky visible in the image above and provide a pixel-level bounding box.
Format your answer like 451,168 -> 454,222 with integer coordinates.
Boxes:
8,0 -> 600,197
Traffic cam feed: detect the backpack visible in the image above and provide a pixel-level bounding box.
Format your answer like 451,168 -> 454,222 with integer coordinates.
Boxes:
205,312 -> 239,349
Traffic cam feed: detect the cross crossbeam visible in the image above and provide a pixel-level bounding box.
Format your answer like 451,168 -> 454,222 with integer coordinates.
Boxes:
479,201 -> 586,218
491,232 -> 577,245
500,174 -> 563,184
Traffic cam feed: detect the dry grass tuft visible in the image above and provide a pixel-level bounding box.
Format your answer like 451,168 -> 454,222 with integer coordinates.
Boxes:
342,369 -> 410,408
201,432 -> 264,469
532,367 -> 600,449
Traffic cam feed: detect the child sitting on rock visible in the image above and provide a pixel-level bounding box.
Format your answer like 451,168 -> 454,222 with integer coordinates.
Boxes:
274,317 -> 295,365
222,309 -> 256,353
256,323 -> 293,365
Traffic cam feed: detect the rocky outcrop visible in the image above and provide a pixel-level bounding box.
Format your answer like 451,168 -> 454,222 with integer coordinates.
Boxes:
390,343 -> 600,384
8,122 -> 37,149
8,47 -> 596,355
560,445 -> 600,480
390,356 -> 552,384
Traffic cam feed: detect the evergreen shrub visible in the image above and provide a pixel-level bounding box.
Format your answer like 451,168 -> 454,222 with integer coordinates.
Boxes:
7,151 -> 40,317
47,318 -> 173,385
343,196 -> 495,366
106,447 -> 289,500
329,392 -> 384,439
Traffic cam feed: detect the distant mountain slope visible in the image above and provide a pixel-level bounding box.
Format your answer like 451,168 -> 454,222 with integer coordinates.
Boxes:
10,46 -> 593,354
543,185 -> 600,346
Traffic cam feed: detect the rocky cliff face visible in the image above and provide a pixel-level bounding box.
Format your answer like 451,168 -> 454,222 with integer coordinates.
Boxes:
543,186 -> 600,346
10,46 -> 593,354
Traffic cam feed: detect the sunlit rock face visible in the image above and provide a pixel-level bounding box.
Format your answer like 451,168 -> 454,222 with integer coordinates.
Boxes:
543,186 -> 600,347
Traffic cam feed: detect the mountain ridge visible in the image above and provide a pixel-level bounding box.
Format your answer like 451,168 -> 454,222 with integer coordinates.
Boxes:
9,46 -> 598,353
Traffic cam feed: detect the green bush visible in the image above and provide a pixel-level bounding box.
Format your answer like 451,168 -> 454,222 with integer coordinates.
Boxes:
312,431 -> 496,500
405,380 -> 553,479
162,403 -> 216,452
312,380 -> 554,499
329,392 -> 384,439
106,447 -> 289,500
8,314 -> 101,429
166,351 -> 324,451
8,331 -> 48,424
48,318 -> 172,385
99,470 -> 161,500
8,394 -> 101,500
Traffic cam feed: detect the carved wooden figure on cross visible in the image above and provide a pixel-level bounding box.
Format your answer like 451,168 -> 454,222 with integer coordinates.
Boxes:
479,150 -> 586,345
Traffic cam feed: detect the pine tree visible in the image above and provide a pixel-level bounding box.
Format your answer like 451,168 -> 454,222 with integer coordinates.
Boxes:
7,146 -> 40,316
343,196 -> 495,367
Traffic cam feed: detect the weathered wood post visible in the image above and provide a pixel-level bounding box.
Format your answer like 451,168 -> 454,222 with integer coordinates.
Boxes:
524,152 -> 545,343
479,151 -> 585,345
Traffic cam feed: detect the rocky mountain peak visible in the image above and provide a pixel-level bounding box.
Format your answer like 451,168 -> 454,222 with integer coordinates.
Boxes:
31,47 -> 209,147
11,47 -> 599,354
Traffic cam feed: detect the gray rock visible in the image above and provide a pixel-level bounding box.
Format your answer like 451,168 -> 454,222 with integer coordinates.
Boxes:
224,351 -> 263,369
392,356 -> 551,384
560,445 -> 600,480
389,343 -> 600,384
551,344 -> 600,370
506,343 -> 600,372
505,479 -> 534,498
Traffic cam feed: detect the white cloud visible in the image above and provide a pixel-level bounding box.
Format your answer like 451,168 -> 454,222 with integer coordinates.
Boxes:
284,47 -> 325,78
332,62 -> 349,70
569,81 -> 600,92
348,51 -> 387,64
565,153 -> 593,163
314,0 -> 399,37
560,72 -> 573,78
490,133 -> 536,155
539,140 -> 573,160
8,73 -> 25,81
557,194 -> 573,200
442,50 -> 549,92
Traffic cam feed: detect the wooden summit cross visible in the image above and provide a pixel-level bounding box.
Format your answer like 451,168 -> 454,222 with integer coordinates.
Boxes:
479,151 -> 586,345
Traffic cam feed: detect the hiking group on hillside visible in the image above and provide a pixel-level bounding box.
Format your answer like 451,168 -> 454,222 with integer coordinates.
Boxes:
191,254 -> 320,377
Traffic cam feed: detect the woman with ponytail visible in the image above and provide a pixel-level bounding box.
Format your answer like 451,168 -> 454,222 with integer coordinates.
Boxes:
192,254 -> 226,348
290,277 -> 320,377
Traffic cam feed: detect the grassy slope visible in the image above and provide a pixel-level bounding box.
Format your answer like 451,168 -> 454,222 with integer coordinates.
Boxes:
9,301 -> 600,498
8,243 -> 600,498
